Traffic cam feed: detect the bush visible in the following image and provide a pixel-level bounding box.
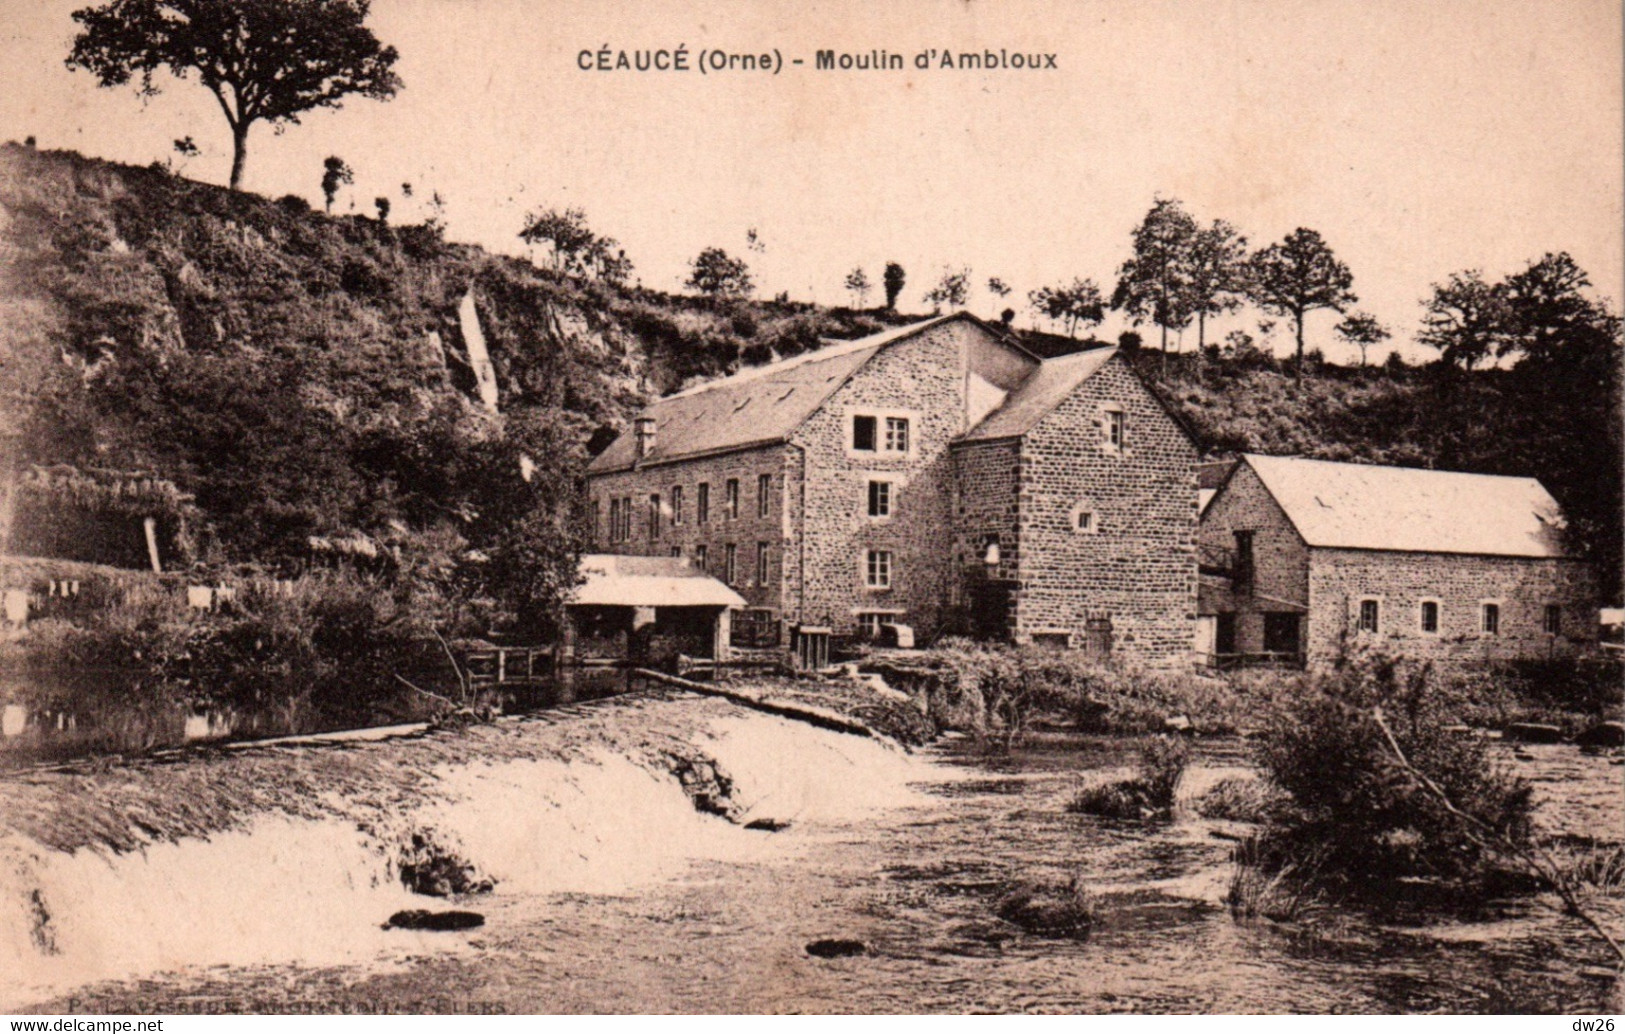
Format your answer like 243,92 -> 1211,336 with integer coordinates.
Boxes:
1195,776 -> 1291,823
1255,650 -> 1535,881
1069,736 -> 1189,819
994,874 -> 1097,938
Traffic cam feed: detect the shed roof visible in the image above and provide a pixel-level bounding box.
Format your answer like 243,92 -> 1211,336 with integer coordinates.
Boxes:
1238,454 -> 1570,558
570,553 -> 747,608
960,347 -> 1117,441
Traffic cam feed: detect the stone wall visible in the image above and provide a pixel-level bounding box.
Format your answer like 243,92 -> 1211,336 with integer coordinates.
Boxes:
788,320 -> 979,637
950,438 -> 1023,635
1011,355 -> 1199,664
585,445 -> 798,617
1195,460 -> 1309,655
1306,547 -> 1598,664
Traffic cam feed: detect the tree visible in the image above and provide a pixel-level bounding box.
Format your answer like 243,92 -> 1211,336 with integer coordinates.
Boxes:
1184,219 -> 1250,351
1113,197 -> 1199,353
519,207 -> 634,285
169,134 -> 198,174
686,247 -> 753,297
1335,311 -> 1391,367
1499,252 -> 1602,364
67,0 -> 401,190
1028,278 -> 1106,338
320,155 -> 353,214
883,262 -> 906,309
1248,227 -> 1357,381
373,196 -> 390,224
923,267 -> 971,313
844,267 -> 872,308
1417,270 -> 1507,370
987,276 -> 1012,303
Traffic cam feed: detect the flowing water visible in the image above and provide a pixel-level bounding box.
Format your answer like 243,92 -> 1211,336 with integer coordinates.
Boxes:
2,697 -> 1619,1014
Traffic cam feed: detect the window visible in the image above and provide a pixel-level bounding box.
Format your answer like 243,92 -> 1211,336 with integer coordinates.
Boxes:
1358,598 -> 1380,633
884,416 -> 910,453
1031,632 -> 1072,650
856,612 -> 888,639
865,550 -> 892,589
1232,531 -> 1255,595
1482,602 -> 1500,635
731,608 -> 780,648
852,415 -> 877,451
1420,600 -> 1440,634
671,485 -> 684,525
868,479 -> 892,518
758,474 -> 772,518
725,478 -> 740,519
757,542 -> 771,585
1544,604 -> 1562,636
697,482 -> 710,524
724,543 -> 737,585
1104,407 -> 1126,450
671,545 -> 682,558
608,498 -> 621,543
695,544 -> 708,572
648,493 -> 661,539
1076,511 -> 1093,532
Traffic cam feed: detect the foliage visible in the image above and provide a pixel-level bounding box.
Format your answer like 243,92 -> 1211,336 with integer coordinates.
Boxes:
1028,277 -> 1105,338
1068,735 -> 1190,819
986,276 -> 1011,300
66,0 -> 401,189
518,206 -> 634,285
843,266 -> 871,308
883,261 -> 906,309
1417,269 -> 1508,369
373,196 -> 389,223
1183,219 -> 1250,350
1255,650 -> 1535,880
1112,196 -> 1197,351
1195,775 -> 1292,823
320,155 -> 353,213
923,266 -> 971,313
1334,310 -> 1390,366
995,874 -> 1097,938
1246,228 -> 1357,378
685,246 -> 753,297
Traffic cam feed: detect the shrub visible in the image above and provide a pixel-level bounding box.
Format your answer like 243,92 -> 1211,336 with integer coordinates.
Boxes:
1225,833 -> 1331,923
1069,736 -> 1190,819
995,874 -> 1097,938
1194,776 -> 1291,823
1255,650 -> 1535,881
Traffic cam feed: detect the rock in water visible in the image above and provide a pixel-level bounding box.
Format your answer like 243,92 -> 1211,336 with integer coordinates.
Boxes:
1504,722 -> 1564,744
805,938 -> 867,958
385,909 -> 485,932
1575,721 -> 1625,748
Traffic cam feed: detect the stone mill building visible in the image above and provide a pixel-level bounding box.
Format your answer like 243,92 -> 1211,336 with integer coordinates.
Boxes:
585,312 -> 1201,665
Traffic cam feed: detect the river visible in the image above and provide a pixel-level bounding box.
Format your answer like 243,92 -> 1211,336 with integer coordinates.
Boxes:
3,694 -> 1620,1014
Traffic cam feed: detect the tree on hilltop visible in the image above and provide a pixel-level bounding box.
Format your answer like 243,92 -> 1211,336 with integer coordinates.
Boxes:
519,207 -> 634,285
1184,219 -> 1250,351
883,262 -> 906,310
67,0 -> 401,190
1335,311 -> 1390,367
924,267 -> 971,313
1113,197 -> 1198,354
1029,278 -> 1105,338
844,267 -> 872,308
1248,227 -> 1357,382
686,247 -> 753,297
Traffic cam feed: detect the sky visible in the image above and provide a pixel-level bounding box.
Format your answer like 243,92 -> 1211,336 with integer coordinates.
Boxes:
2,0 -> 1621,363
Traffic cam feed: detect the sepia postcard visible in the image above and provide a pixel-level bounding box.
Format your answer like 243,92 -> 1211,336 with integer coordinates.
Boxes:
0,0 -> 1621,1018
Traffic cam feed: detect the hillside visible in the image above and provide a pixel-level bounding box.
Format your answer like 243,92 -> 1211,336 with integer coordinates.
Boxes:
1,144 -> 1618,601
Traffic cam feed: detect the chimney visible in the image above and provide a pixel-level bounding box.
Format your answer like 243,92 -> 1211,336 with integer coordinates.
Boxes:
633,416 -> 657,460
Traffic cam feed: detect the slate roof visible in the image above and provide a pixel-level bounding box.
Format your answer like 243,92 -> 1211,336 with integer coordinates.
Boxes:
571,554 -> 746,608
1239,454 -> 1570,558
589,313 -> 1011,473
959,347 -> 1117,441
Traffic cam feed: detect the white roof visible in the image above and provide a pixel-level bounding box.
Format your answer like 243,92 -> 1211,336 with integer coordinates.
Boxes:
571,554 -> 747,608
1240,454 -> 1570,558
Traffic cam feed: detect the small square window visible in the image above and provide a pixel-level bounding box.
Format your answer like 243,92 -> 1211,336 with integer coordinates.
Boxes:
1076,511 -> 1093,532
852,415 -> 877,451
868,480 -> 892,518
884,417 -> 910,453
1482,602 -> 1500,635
865,550 -> 892,589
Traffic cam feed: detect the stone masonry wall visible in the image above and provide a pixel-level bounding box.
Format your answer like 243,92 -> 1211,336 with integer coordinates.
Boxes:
1306,547 -> 1598,664
950,438 -> 1023,633
586,444 -> 799,616
1013,355 -> 1199,664
789,319 -> 984,638
1196,461 -> 1310,655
